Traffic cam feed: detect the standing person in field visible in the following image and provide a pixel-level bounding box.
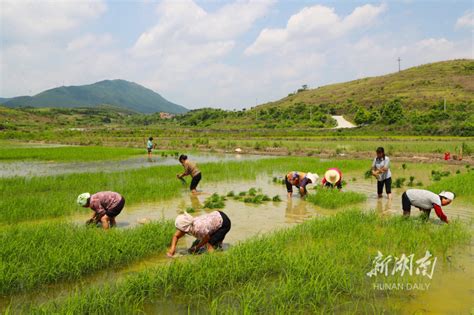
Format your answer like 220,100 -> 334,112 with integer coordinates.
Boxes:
177,155 -> 202,194
146,137 -> 155,159
167,210 -> 231,257
402,189 -> 454,223
322,168 -> 343,190
77,191 -> 125,229
371,147 -> 392,199
285,171 -> 318,198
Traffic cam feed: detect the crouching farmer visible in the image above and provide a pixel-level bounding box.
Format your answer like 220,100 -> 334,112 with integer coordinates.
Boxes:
167,211 -> 231,257
77,191 -> 125,229
402,189 -> 454,223
285,171 -> 318,198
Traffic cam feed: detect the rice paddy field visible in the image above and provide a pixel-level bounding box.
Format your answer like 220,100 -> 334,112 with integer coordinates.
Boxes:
0,142 -> 472,314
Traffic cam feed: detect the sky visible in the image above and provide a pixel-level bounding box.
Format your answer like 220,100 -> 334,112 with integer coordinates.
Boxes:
0,0 -> 473,110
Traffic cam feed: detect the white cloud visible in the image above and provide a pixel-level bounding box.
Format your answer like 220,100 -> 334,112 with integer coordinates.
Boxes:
67,34 -> 115,51
245,3 -> 386,55
1,1 -> 472,110
132,0 -> 273,57
455,10 -> 474,29
0,0 -> 107,40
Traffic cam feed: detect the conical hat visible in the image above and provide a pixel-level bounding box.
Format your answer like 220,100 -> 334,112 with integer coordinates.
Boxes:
324,169 -> 340,184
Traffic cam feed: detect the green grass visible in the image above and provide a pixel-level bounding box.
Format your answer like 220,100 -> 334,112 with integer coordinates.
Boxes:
307,188 -> 367,209
0,145 -> 144,162
20,210 -> 470,314
0,157 -> 368,224
427,171 -> 474,204
0,220 -> 174,294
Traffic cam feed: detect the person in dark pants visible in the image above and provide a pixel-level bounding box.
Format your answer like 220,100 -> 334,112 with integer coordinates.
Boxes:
77,191 -> 125,229
371,147 -> 392,199
322,168 -> 343,190
177,155 -> 202,194
402,189 -> 454,223
167,211 -> 231,257
285,171 -> 318,198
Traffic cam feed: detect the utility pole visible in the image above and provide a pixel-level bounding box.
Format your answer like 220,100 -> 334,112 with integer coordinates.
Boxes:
255,98 -> 258,121
397,57 -> 401,72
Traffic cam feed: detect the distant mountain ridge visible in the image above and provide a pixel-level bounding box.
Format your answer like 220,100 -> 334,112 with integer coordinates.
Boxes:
1,80 -> 188,114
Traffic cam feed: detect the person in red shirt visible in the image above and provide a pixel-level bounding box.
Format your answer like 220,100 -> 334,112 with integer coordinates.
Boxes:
322,168 -> 343,190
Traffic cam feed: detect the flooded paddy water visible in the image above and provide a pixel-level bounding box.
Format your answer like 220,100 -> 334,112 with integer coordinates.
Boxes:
0,152 -> 271,177
1,154 -> 472,314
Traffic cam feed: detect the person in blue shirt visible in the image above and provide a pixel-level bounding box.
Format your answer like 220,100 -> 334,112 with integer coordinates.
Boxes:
146,137 -> 155,158
371,147 -> 392,199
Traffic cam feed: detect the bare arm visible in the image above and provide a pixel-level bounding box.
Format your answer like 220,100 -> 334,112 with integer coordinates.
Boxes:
190,235 -> 211,253
167,230 -> 186,257
86,211 -> 98,225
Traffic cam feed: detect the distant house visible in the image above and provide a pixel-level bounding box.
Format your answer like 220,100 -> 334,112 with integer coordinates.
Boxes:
160,112 -> 175,119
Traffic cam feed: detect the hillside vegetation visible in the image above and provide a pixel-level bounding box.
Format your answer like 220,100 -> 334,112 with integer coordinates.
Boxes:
1,60 -> 472,136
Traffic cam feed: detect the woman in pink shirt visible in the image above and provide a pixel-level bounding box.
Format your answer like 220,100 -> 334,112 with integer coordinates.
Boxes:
77,191 -> 125,229
167,210 -> 231,257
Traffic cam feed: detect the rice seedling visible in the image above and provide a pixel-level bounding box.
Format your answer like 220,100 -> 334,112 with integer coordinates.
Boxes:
0,220 -> 174,294
394,177 -> 406,188
364,169 -> 372,179
23,210 -> 469,314
203,193 -> 226,209
402,163 -> 407,170
307,188 -> 366,209
185,207 -> 195,213
229,188 -> 280,204
407,176 -> 416,187
272,195 -> 282,202
431,170 -> 450,181
226,191 -> 235,197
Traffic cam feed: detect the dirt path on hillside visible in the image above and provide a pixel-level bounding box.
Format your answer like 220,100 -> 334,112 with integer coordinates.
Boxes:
332,115 -> 356,128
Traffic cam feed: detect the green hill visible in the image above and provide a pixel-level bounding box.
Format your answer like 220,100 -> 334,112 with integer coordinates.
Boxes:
259,59 -> 473,114
2,80 -> 188,114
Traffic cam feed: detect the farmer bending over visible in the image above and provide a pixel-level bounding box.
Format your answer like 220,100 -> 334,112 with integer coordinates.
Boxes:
167,211 -> 231,257
177,155 -> 202,194
322,168 -> 343,190
285,171 -> 318,198
402,189 -> 454,223
77,191 -> 125,229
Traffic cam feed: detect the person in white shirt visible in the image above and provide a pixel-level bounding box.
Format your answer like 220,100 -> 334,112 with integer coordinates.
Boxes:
371,147 -> 392,199
402,189 -> 454,223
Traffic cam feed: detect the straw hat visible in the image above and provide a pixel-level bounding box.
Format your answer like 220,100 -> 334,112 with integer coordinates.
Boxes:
306,172 -> 319,186
324,169 -> 340,184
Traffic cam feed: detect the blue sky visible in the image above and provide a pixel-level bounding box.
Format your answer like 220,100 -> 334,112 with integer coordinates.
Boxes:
1,0 -> 472,109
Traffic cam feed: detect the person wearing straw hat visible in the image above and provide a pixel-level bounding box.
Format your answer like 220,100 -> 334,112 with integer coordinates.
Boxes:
322,168 -> 343,190
402,189 -> 454,223
77,191 -> 125,229
285,171 -> 319,198
167,210 -> 231,257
